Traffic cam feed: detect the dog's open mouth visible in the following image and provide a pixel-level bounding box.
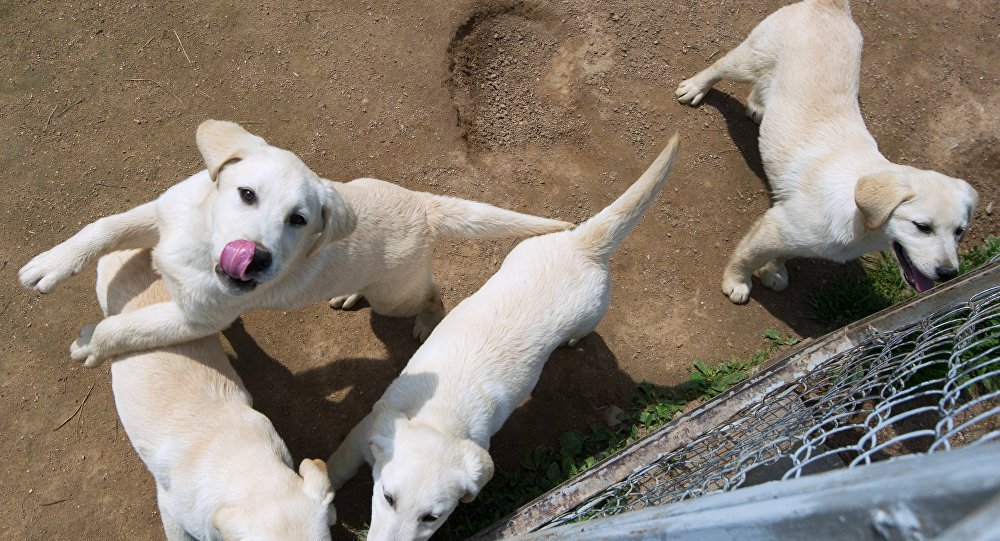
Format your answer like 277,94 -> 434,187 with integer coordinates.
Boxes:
216,239 -> 258,292
215,264 -> 257,291
892,242 -> 935,293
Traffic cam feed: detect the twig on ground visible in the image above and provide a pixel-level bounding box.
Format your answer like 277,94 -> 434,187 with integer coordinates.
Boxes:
44,104 -> 58,130
137,35 -> 155,53
41,499 -> 68,507
95,181 -> 127,190
56,97 -> 85,118
707,49 -> 721,61
53,383 -> 95,432
126,78 -> 184,106
197,89 -> 215,101
173,29 -> 192,63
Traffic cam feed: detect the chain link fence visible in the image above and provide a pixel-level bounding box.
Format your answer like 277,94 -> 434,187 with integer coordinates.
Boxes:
478,259 -> 1000,538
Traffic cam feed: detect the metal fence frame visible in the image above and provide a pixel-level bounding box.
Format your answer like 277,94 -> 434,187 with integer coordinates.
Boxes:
503,444 -> 1000,541
476,260 -> 1000,539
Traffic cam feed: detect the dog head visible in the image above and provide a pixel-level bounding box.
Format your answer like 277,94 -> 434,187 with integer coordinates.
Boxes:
196,120 -> 357,295
211,459 -> 336,541
365,404 -> 494,541
855,168 -> 978,292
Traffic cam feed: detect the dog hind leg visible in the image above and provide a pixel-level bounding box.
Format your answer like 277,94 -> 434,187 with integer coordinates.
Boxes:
723,209 -> 789,304
756,258 -> 789,292
364,263 -> 445,342
676,12 -> 783,107
329,292 -> 363,310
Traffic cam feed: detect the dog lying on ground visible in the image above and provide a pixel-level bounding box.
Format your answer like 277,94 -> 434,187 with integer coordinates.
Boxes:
19,120 -> 572,366
326,135 -> 680,541
97,249 -> 334,541
675,0 -> 978,304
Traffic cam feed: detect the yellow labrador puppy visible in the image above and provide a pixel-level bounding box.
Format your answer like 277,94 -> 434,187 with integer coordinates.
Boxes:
19,120 -> 572,366
676,0 -> 978,304
98,249 -> 333,541
327,136 -> 679,541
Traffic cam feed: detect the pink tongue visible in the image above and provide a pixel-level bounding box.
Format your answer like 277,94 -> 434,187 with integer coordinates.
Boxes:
220,240 -> 255,280
912,269 -> 935,293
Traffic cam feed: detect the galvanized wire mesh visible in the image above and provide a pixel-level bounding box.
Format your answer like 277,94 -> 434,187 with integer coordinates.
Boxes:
541,275 -> 1000,529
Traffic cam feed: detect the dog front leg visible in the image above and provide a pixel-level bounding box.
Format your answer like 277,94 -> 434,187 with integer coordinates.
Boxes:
156,485 -> 197,541
327,413 -> 375,490
20,202 -> 159,293
723,209 -> 789,304
70,301 -> 224,367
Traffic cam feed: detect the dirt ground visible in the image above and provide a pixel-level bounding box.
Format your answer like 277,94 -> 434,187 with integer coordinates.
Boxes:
1,0 -> 997,539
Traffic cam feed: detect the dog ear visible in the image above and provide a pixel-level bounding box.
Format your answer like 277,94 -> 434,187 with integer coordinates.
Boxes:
307,184 -> 357,257
196,120 -> 268,182
299,458 -> 337,525
458,440 -> 494,503
855,171 -> 915,230
367,403 -> 407,463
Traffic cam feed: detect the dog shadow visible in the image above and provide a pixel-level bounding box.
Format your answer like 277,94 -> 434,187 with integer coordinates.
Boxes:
223,312 -> 427,455
487,332 -> 637,467
702,90 -> 768,186
746,258 -> 877,339
224,311 -> 434,539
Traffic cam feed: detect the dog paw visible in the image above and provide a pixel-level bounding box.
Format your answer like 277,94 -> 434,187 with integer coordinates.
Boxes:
676,77 -> 710,106
722,273 -> 752,304
19,248 -> 82,293
757,261 -> 788,292
412,310 -> 445,342
329,293 -> 362,310
70,324 -> 106,368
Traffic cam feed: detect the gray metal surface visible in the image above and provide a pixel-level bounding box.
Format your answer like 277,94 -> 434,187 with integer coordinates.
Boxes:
502,444 -> 1000,541
477,261 -> 1000,538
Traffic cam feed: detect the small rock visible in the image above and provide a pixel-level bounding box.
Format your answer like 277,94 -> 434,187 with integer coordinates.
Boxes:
603,405 -> 625,427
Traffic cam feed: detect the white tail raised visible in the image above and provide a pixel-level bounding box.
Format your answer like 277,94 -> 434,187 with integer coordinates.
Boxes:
572,135 -> 680,261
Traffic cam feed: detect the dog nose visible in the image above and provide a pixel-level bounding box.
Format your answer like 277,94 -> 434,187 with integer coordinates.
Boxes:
246,247 -> 272,275
936,267 -> 958,281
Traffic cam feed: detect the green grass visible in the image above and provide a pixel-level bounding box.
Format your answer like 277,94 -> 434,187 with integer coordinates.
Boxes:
435,331 -> 798,540
810,236 -> 1000,327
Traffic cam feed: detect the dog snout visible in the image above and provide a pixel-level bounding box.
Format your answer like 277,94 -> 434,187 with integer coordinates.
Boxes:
246,247 -> 273,276
936,266 -> 958,282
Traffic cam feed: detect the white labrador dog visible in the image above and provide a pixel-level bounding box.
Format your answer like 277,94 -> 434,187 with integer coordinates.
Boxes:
675,0 -> 978,304
19,120 -> 572,366
326,135 -> 680,541
98,249 -> 334,541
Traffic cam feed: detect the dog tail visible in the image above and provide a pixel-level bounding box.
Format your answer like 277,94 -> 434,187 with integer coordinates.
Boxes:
426,195 -> 573,239
571,135 -> 679,261
809,0 -> 850,12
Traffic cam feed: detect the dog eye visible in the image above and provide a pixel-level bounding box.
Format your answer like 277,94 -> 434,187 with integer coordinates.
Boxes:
420,514 -> 439,523
912,221 -> 933,234
238,188 -> 256,205
955,227 -> 965,237
288,213 -> 307,227
383,493 -> 395,507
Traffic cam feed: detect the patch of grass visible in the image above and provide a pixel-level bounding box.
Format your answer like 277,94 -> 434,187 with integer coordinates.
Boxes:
437,331 -> 798,540
810,236 -> 1000,327
959,236 -> 1000,273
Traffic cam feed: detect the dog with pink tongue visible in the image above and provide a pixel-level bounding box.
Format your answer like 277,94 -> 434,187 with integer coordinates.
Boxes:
19,120 -> 573,367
